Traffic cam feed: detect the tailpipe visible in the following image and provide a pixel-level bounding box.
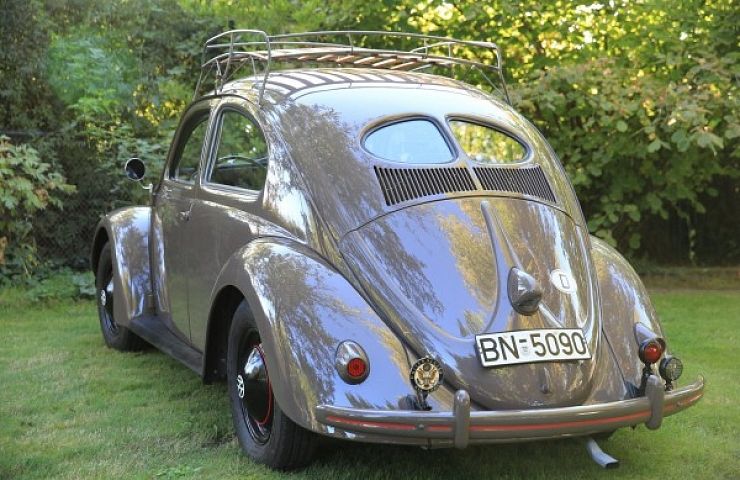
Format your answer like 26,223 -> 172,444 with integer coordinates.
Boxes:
584,437 -> 619,469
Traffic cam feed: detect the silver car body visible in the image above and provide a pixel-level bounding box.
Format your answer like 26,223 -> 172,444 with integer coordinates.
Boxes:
92,66 -> 703,448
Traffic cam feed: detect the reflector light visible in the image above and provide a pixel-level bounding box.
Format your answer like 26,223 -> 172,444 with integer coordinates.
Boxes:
347,358 -> 367,378
639,340 -> 664,364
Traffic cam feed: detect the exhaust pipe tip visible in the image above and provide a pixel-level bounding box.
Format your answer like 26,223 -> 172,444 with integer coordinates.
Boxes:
585,437 -> 620,469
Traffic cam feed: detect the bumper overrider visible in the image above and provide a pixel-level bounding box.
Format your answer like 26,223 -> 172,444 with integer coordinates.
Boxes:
316,375 -> 704,448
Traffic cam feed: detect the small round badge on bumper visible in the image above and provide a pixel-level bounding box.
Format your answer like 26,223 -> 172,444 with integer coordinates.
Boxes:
410,357 -> 443,392
409,357 -> 443,410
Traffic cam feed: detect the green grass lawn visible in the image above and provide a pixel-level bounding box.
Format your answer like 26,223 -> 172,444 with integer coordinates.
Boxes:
0,288 -> 737,480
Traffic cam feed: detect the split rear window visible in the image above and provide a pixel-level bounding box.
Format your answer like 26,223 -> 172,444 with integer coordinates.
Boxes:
363,119 -> 453,164
449,120 -> 527,164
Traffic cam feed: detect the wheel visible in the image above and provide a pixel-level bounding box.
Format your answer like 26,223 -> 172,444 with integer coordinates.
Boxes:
227,300 -> 317,470
95,242 -> 145,351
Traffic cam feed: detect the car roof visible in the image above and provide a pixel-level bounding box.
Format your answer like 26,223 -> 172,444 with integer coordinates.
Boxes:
214,67 -> 491,106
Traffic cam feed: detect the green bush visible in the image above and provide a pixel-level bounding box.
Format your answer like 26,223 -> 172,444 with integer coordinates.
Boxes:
0,136 -> 74,280
515,53 -> 738,252
23,269 -> 96,303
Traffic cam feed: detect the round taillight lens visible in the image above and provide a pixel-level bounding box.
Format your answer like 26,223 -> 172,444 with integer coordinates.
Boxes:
347,358 -> 367,378
335,341 -> 369,384
639,340 -> 664,364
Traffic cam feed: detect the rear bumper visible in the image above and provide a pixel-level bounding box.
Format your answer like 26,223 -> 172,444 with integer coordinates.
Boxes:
316,375 -> 704,448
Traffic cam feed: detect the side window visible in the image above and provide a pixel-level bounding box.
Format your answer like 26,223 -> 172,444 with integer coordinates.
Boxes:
363,119 -> 453,164
171,117 -> 208,183
209,109 -> 268,191
448,120 -> 527,164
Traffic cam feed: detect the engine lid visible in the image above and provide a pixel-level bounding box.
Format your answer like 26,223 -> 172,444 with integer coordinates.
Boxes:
339,197 -> 602,409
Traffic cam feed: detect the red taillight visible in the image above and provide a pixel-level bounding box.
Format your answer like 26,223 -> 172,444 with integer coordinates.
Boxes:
639,340 -> 664,364
347,358 -> 367,378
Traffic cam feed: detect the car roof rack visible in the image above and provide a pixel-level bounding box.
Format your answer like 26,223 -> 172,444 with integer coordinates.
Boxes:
194,30 -> 511,106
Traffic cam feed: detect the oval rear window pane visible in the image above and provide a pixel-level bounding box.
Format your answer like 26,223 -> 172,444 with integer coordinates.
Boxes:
449,120 -> 526,164
364,119 -> 453,164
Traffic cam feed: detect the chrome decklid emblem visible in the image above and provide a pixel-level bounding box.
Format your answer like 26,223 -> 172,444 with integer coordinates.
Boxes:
508,267 -> 542,315
550,269 -> 577,294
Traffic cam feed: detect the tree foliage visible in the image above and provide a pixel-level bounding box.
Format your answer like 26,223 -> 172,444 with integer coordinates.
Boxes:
0,0 -> 737,279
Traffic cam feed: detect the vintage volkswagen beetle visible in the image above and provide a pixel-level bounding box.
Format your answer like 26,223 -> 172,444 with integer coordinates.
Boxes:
91,30 -> 704,470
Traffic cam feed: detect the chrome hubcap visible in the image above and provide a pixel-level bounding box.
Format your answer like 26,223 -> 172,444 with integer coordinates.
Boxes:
244,348 -> 265,380
236,340 -> 273,444
100,277 -> 117,333
101,280 -> 113,311
240,348 -> 270,422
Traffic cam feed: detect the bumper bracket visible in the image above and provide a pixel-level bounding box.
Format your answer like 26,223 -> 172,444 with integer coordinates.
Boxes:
453,390 -> 471,448
645,374 -> 665,430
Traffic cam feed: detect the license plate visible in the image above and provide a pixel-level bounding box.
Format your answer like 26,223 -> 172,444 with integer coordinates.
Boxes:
475,329 -> 590,368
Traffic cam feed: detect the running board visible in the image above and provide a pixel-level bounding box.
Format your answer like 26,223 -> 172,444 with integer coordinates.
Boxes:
129,315 -> 202,375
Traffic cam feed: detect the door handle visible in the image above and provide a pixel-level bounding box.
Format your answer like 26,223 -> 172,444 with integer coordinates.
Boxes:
178,202 -> 193,222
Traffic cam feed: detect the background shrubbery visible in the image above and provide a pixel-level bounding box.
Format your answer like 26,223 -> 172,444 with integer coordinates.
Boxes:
0,136 -> 74,278
0,0 -> 737,283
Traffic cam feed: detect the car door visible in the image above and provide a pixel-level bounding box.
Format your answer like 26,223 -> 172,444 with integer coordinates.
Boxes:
185,99 -> 270,350
152,103 -> 212,342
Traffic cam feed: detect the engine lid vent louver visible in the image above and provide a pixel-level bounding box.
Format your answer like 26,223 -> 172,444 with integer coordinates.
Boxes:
374,164 -> 557,206
473,165 -> 556,204
374,166 -> 477,206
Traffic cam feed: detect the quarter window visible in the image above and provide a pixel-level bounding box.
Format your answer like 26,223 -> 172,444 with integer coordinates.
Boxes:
364,119 -> 453,164
171,117 -> 208,183
209,110 -> 268,191
449,120 -> 527,164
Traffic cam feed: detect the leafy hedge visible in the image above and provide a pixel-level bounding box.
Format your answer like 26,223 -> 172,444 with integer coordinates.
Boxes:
515,54 -> 737,251
0,137 -> 74,279
0,0 -> 737,281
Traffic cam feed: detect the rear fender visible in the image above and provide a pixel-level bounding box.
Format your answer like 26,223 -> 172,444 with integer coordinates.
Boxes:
591,237 -> 665,387
91,206 -> 152,327
211,239 -> 415,433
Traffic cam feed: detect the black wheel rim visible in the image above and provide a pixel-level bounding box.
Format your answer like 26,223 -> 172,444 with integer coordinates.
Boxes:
235,329 -> 273,444
98,265 -> 118,335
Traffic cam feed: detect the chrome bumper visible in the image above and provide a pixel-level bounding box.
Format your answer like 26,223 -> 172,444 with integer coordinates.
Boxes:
316,375 -> 704,448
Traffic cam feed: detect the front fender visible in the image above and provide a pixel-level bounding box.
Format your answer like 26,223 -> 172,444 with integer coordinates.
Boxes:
591,236 -> 664,387
91,206 -> 152,327
211,239 -> 414,433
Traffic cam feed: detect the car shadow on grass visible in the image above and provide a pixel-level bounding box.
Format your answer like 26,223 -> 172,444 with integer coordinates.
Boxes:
304,436 -> 612,480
